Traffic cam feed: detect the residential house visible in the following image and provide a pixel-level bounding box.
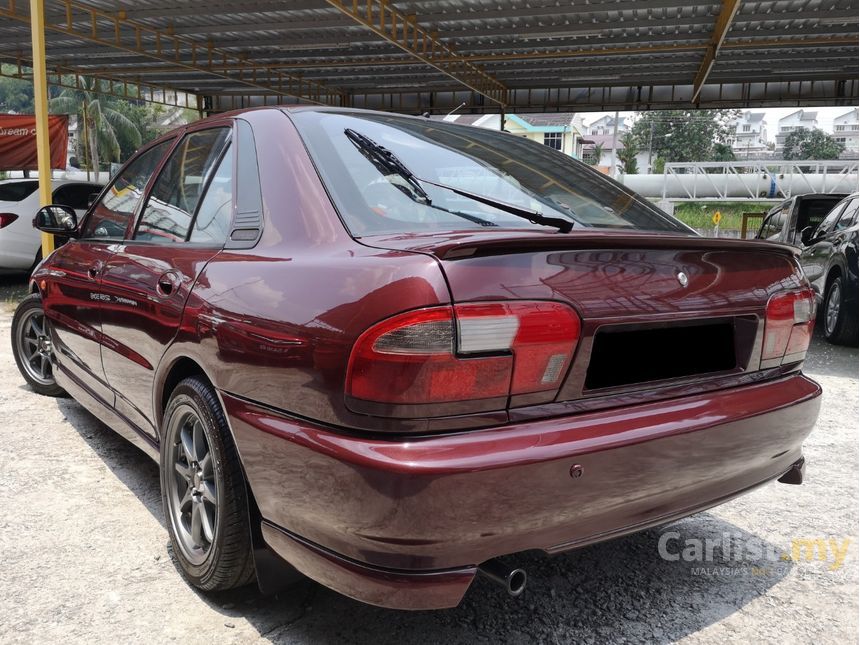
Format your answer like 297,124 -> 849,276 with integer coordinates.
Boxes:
587,115 -> 628,136
580,133 -> 651,175
502,113 -> 583,157
833,108 -> 859,157
436,112 -> 585,157
775,110 -> 818,153
730,111 -> 768,158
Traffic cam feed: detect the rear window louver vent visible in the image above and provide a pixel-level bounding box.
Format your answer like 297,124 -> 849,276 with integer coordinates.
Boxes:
226,118 -> 263,249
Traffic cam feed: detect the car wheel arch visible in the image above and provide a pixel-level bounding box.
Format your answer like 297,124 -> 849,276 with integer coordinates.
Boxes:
824,264 -> 844,297
156,357 -> 277,585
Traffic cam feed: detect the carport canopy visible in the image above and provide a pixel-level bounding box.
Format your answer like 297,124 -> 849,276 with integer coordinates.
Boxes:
3,0 -> 858,252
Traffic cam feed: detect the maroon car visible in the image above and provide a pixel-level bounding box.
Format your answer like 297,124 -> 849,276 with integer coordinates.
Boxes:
12,107 -> 821,609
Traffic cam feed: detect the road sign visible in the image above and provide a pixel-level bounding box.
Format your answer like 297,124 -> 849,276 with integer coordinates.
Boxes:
712,211 -> 722,226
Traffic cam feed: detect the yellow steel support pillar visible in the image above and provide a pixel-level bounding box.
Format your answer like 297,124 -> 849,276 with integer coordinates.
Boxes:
29,0 -> 54,257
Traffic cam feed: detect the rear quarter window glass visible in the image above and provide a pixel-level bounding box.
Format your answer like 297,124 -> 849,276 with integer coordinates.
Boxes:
52,183 -> 101,210
0,181 -> 38,202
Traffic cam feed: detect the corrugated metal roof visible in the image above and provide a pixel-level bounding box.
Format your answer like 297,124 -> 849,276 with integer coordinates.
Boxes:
0,0 -> 856,112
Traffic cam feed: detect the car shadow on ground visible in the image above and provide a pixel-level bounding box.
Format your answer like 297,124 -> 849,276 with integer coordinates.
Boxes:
52,394 -> 794,644
804,322 -> 859,378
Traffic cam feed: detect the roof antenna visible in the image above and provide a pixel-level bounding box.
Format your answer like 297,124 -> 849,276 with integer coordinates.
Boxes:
446,102 -> 467,117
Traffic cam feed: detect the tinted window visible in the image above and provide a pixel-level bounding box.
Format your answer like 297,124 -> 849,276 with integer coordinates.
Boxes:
135,128 -> 230,243
82,140 -> 173,239
291,111 -> 689,236
52,183 -> 101,210
0,181 -> 38,202
797,198 -> 843,233
189,145 -> 233,244
834,197 -> 859,231
758,211 -> 786,240
815,199 -> 850,236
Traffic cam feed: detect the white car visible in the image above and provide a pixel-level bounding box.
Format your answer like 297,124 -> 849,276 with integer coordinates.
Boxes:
0,178 -> 103,271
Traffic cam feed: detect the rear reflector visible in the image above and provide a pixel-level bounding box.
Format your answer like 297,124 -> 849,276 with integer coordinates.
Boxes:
346,301 -> 580,410
762,288 -> 816,362
0,213 -> 18,228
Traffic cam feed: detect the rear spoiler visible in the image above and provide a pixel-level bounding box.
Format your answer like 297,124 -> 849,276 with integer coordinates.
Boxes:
362,230 -> 801,261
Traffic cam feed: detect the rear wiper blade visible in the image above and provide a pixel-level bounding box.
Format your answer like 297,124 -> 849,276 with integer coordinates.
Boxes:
344,128 -> 573,233
418,177 -> 574,233
344,128 -> 431,204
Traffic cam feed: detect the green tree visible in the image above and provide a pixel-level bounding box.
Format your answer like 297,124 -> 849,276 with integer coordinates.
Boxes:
712,142 -> 735,162
49,76 -> 141,181
632,109 -> 739,163
0,66 -> 35,112
585,142 -> 604,166
616,132 -> 639,174
111,100 -> 166,160
783,128 -> 844,160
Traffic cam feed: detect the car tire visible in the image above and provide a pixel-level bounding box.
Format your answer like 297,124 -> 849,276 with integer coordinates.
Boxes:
160,376 -> 256,591
11,293 -> 66,397
822,275 -> 858,346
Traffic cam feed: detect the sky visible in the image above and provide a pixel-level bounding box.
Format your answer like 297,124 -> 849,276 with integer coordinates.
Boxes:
583,106 -> 856,143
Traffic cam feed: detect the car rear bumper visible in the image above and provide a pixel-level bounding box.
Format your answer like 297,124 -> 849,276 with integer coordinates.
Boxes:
222,373 -> 821,610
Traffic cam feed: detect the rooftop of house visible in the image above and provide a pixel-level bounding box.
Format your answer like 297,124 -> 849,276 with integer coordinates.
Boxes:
780,109 -> 818,123
835,108 -> 859,123
513,113 -> 576,128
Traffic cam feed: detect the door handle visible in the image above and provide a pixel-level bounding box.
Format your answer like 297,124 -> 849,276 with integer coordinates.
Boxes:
156,271 -> 180,297
87,261 -> 103,280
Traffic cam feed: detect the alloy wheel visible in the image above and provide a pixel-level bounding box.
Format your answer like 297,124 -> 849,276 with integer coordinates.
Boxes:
826,281 -> 842,336
166,405 -> 218,565
15,307 -> 54,386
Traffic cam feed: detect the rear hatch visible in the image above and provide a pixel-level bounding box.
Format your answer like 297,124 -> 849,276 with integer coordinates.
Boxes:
360,229 -> 806,413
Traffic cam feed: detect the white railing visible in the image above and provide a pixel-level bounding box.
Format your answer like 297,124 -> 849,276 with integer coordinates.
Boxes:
659,160 -> 859,201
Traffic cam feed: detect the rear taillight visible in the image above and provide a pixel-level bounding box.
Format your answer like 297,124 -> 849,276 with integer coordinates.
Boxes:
346,301 -> 580,413
762,288 -> 816,364
0,213 -> 18,228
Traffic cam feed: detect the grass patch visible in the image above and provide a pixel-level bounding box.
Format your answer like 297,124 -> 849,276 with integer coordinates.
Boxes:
671,202 -> 773,230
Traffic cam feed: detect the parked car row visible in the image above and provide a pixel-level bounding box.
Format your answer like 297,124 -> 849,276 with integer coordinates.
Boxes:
0,178 -> 103,272
756,192 -> 858,345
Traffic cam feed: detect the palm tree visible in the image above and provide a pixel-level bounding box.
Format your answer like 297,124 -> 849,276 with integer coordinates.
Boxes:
586,142 -> 605,166
49,76 -> 141,181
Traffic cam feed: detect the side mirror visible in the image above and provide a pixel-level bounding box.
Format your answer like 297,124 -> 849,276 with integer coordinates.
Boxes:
87,192 -> 99,208
33,204 -> 78,235
799,226 -> 814,246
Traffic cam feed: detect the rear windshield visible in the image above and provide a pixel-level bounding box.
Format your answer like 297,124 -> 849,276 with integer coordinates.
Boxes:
0,181 -> 38,202
290,111 -> 690,237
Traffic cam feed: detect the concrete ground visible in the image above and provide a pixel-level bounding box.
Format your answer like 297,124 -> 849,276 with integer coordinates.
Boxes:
0,273 -> 856,644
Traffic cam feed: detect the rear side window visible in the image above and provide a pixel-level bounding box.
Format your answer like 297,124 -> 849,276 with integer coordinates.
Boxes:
758,211 -> 785,241
82,140 -> 173,239
135,128 -> 230,243
834,197 -> 859,231
189,145 -> 233,244
52,183 -> 101,210
0,181 -> 38,202
815,199 -> 850,235
797,198 -> 843,232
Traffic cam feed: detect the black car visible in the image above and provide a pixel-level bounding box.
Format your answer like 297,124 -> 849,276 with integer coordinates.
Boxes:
799,192 -> 859,345
756,193 -> 848,246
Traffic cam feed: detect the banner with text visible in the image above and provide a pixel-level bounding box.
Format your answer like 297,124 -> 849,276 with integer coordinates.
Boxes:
0,114 -> 69,170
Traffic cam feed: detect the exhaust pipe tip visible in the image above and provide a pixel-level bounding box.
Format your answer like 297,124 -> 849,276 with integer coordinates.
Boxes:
478,559 -> 528,597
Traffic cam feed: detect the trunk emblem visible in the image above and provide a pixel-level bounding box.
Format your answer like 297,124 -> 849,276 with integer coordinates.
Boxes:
676,271 -> 689,288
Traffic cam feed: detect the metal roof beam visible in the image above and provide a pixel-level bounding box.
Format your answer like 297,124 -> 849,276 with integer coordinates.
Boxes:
692,0 -> 742,101
34,36 -> 857,76
0,0 -> 345,105
320,0 -> 506,105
